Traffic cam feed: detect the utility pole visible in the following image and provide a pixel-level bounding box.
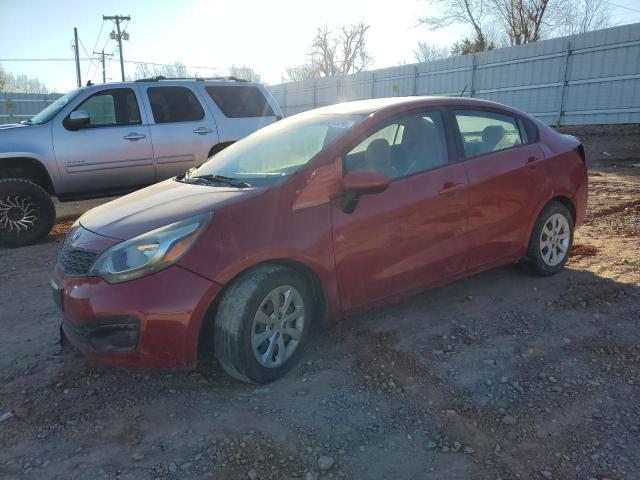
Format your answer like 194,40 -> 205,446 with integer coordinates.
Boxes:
103,15 -> 130,81
73,27 -> 81,87
93,49 -> 113,83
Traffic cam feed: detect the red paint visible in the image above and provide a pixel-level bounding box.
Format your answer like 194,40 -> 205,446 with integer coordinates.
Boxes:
54,97 -> 588,369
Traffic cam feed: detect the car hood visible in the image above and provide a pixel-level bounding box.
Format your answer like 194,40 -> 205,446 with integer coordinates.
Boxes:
80,178 -> 266,240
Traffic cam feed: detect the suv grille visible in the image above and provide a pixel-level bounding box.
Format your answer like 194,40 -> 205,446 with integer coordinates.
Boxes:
58,246 -> 98,276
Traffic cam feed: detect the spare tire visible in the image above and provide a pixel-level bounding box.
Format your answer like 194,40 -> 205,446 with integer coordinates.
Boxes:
0,178 -> 56,247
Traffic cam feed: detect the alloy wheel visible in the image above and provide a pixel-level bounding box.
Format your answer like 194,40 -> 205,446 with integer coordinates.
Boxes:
0,195 -> 38,233
539,213 -> 570,267
251,285 -> 305,368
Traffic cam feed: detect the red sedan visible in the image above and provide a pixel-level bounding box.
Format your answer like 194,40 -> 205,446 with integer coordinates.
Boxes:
52,97 -> 587,383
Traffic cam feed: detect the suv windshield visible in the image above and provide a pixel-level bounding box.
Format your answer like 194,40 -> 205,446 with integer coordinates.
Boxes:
190,113 -> 364,186
29,88 -> 82,125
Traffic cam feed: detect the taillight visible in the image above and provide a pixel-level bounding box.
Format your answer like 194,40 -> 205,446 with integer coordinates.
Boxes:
575,144 -> 586,163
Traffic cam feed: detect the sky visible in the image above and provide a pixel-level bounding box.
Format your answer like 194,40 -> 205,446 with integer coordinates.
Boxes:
1,0 -> 640,93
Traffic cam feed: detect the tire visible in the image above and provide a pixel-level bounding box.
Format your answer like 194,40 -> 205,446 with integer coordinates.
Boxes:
214,264 -> 313,384
0,178 -> 55,248
526,201 -> 574,276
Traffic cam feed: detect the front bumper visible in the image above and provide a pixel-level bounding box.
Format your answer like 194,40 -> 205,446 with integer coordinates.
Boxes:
52,263 -> 222,368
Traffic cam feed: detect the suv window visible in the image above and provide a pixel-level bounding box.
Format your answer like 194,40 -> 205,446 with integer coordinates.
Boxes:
205,86 -> 275,118
455,110 -> 523,158
147,86 -> 204,123
344,111 -> 448,180
72,88 -> 141,127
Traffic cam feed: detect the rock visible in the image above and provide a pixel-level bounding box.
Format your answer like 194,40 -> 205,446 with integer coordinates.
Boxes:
318,456 -> 334,471
426,441 -> 438,450
502,415 -> 517,425
483,359 -> 496,366
169,463 -> 177,473
305,472 -> 318,480
541,469 -> 552,478
464,447 -> 475,454
247,468 -> 258,480
132,453 -> 144,461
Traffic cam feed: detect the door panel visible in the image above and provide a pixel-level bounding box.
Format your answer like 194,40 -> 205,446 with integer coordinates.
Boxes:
332,163 -> 470,311
140,84 -> 219,181
452,109 -> 548,269
463,143 -> 547,268
52,87 -> 154,195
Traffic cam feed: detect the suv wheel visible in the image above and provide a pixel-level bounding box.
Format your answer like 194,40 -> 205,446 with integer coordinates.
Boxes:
0,178 -> 55,248
526,201 -> 574,276
214,264 -> 312,383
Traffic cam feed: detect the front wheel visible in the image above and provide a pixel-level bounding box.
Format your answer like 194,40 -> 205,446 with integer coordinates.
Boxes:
0,178 -> 55,248
526,201 -> 574,276
214,264 -> 312,383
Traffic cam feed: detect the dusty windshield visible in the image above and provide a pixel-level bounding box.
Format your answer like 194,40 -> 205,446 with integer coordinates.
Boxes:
29,88 -> 82,125
189,113 -> 364,186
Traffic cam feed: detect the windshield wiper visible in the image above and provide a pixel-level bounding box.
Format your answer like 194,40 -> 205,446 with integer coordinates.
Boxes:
188,174 -> 252,188
19,119 -> 33,125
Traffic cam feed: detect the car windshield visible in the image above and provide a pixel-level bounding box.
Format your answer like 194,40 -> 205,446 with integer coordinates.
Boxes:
189,113 -> 365,186
29,88 -> 82,125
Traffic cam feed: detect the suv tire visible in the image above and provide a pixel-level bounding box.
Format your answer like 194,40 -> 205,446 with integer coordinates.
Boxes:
0,178 -> 55,248
214,264 -> 312,383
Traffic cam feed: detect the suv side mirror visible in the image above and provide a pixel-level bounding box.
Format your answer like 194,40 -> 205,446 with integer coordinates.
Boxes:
341,170 -> 390,213
66,110 -> 91,130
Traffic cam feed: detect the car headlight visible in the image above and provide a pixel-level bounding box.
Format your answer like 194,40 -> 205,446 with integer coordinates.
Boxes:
89,212 -> 213,283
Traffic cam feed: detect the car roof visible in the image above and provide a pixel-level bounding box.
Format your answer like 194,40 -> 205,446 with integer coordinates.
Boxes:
310,96 -> 519,116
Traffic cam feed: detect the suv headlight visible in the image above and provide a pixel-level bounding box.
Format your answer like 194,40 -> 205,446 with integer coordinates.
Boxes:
89,212 -> 213,283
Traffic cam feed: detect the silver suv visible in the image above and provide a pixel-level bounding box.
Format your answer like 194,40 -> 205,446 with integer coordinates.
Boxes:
0,77 -> 282,247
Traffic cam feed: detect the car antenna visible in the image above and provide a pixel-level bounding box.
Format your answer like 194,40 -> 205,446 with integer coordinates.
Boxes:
460,85 -> 467,97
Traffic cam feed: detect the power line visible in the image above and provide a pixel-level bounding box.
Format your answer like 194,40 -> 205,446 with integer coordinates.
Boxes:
610,1 -> 640,13
0,58 -> 222,70
86,20 -> 106,82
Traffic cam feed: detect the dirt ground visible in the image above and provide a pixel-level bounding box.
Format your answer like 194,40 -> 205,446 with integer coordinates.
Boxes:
1,127 -> 639,480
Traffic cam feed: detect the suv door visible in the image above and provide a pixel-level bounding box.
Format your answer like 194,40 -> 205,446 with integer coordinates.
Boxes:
331,110 -> 471,311
139,84 -> 219,180
51,86 -> 154,196
452,109 -> 547,269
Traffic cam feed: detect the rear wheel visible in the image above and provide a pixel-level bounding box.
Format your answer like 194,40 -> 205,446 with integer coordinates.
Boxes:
214,264 -> 312,383
0,178 -> 55,247
526,201 -> 574,276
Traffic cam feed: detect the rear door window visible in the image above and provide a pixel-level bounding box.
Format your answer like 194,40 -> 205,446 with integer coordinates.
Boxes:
454,110 -> 524,158
72,88 -> 141,127
147,86 -> 205,123
205,85 -> 275,118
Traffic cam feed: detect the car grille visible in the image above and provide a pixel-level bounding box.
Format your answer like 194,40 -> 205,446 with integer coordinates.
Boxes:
58,246 -> 98,276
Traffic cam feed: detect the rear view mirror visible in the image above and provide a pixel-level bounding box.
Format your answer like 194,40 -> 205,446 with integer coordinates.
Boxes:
66,110 -> 91,130
341,170 -> 390,213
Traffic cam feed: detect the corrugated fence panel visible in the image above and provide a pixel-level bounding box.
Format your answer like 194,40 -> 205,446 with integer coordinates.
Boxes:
268,22 -> 640,126
0,92 -> 62,124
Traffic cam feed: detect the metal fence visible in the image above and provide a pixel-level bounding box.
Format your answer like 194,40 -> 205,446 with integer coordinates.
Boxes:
0,92 -> 62,125
268,22 -> 640,126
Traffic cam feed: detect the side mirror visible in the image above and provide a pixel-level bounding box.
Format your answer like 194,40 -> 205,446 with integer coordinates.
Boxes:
66,110 -> 90,130
341,170 -> 390,214
343,170 -> 390,195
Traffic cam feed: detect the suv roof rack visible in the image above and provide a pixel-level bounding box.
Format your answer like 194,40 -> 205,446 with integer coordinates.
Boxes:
135,76 -> 249,83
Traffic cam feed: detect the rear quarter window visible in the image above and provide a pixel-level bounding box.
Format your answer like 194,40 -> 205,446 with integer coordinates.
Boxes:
205,85 -> 275,118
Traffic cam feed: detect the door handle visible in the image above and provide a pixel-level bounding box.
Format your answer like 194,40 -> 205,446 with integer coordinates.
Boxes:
123,133 -> 146,141
438,181 -> 464,195
193,127 -> 214,135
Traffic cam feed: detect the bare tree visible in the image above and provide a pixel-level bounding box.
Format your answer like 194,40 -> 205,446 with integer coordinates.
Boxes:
489,0 -> 553,45
556,0 -> 612,35
285,64 -> 320,82
0,67 -> 49,94
133,61 -> 189,79
229,65 -> 262,83
288,21 -> 373,80
419,0 -> 492,52
413,41 -> 450,62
